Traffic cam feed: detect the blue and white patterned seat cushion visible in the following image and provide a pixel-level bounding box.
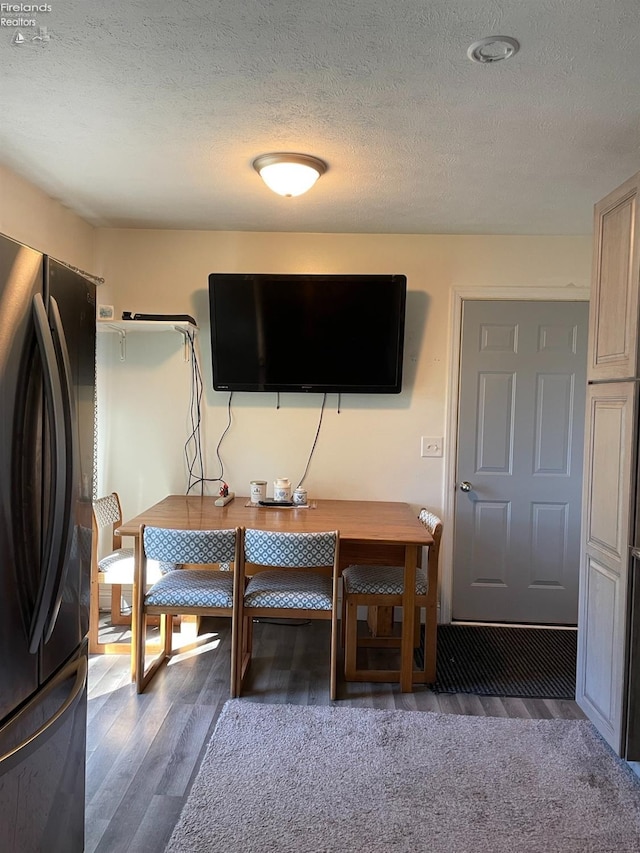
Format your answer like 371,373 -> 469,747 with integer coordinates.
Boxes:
144,569 -> 234,608
144,526 -> 237,564
244,529 -> 336,568
343,564 -> 428,596
244,570 -> 333,610
98,548 -> 176,584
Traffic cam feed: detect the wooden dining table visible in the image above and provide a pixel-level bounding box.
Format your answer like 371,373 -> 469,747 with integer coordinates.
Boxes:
118,494 -> 433,692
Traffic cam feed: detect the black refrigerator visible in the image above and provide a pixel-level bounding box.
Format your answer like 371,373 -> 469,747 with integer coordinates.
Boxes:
0,234 -> 96,851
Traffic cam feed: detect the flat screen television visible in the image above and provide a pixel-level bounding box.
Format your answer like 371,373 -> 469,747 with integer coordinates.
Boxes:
208,273 -> 407,393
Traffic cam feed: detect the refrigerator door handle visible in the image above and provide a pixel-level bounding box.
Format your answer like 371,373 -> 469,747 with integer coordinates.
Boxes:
42,296 -> 77,643
0,653 -> 86,775
28,293 -> 68,653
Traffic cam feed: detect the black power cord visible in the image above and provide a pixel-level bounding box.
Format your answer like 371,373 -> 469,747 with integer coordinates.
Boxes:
184,332 -> 232,495
296,392 -> 327,489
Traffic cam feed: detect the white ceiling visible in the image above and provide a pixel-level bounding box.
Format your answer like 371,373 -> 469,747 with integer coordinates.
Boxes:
1,1 -> 639,235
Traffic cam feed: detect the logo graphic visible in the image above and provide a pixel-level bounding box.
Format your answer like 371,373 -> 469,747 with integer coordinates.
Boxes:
32,25 -> 49,42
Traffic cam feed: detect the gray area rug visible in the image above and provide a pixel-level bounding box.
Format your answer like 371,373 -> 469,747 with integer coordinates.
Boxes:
166,700 -> 640,853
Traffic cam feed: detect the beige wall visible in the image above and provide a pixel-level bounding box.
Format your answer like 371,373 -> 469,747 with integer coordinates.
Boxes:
96,228 -> 592,524
0,164 -> 96,270
0,163 -> 594,617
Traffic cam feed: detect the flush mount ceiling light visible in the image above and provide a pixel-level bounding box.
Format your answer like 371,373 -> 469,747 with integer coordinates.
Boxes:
252,153 -> 327,197
467,35 -> 520,64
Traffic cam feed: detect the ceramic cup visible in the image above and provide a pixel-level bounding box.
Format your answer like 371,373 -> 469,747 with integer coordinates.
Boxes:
250,480 -> 267,503
292,488 -> 307,505
273,478 -> 292,501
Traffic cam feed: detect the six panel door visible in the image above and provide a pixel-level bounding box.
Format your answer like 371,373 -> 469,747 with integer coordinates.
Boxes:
453,300 -> 588,624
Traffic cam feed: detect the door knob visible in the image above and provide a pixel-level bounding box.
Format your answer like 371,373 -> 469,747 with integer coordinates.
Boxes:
459,481 -> 473,492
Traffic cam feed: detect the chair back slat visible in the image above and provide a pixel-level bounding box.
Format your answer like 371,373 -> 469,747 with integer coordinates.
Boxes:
143,526 -> 238,564
93,493 -> 122,528
244,529 -> 337,568
419,508 -> 443,551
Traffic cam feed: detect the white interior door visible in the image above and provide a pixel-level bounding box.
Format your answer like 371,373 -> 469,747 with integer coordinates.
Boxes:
452,300 -> 588,624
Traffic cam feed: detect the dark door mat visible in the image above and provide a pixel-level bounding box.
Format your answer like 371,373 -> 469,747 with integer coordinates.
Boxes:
419,624 -> 577,699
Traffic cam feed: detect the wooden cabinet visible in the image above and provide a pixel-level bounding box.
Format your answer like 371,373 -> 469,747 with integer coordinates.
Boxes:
576,382 -> 636,752
578,170 -> 640,756
588,172 -> 640,381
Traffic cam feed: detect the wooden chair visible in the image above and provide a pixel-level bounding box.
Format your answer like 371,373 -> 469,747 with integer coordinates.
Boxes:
236,529 -> 340,700
90,493 -> 175,654
134,525 -> 242,694
342,509 -> 442,685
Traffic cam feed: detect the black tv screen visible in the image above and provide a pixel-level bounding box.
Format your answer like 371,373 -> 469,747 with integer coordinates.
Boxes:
208,273 -> 407,393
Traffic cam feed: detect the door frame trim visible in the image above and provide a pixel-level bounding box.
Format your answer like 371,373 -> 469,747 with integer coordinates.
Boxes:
441,286 -> 590,624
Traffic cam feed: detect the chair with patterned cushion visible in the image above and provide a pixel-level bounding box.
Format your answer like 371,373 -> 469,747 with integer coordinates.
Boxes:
134,525 -> 242,694
236,529 -> 340,700
342,509 -> 442,685
90,493 -> 177,655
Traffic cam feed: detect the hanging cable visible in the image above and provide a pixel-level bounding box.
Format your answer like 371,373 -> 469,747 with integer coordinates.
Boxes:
184,332 -> 232,495
184,332 -> 202,491
186,389 -> 233,495
296,393 -> 327,489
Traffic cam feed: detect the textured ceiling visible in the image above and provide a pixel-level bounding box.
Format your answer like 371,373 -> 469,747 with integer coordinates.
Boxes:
1,0 -> 639,234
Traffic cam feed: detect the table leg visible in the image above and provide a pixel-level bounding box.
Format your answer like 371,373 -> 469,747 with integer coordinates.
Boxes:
130,532 -> 142,683
400,544 -> 417,692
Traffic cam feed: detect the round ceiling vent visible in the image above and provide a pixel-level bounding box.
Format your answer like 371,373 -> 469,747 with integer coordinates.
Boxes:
467,36 -> 520,64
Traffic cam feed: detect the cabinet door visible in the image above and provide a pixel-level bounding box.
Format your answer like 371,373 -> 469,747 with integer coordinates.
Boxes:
588,172 -> 640,381
576,382 -> 636,753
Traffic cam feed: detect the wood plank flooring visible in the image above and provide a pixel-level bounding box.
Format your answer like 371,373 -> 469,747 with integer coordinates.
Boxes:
85,618 -> 585,852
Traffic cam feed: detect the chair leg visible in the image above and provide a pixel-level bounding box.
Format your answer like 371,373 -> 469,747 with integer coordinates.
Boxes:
424,616 -> 437,683
177,614 -> 199,641
110,584 -> 132,626
136,611 -> 170,694
89,579 -> 136,656
245,614 -> 253,657
230,611 -> 238,699
89,575 -> 101,654
135,611 -> 147,693
330,604 -> 339,701
236,614 -> 253,695
424,590 -> 438,683
161,613 -> 172,656
235,616 -> 243,697
344,599 -> 359,681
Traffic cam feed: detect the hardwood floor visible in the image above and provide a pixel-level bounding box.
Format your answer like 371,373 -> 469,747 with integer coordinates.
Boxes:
85,618 -> 585,852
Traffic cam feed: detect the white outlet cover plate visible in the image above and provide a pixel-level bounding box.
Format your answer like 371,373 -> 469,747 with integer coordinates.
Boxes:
421,436 -> 443,457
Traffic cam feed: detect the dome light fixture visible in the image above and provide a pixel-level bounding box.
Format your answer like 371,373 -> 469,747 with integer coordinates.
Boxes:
252,153 -> 327,197
467,35 -> 520,64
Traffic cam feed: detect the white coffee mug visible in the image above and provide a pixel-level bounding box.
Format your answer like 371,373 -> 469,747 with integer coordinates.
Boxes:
293,488 -> 307,505
273,477 -> 292,501
250,480 -> 267,503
